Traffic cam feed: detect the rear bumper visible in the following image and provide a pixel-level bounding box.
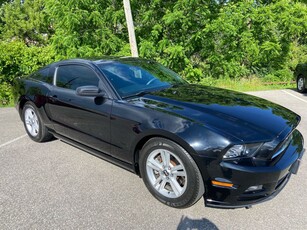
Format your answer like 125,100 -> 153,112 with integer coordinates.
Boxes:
202,130 -> 305,209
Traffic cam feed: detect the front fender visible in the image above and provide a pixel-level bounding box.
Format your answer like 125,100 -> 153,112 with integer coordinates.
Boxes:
131,123 -> 231,166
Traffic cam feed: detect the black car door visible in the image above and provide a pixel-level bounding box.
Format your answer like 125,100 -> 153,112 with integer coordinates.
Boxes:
47,64 -> 112,155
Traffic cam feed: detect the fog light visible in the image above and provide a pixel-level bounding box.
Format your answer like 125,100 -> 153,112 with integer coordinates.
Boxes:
245,185 -> 263,192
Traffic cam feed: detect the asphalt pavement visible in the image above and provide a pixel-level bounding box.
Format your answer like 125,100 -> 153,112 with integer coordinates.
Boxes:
0,89 -> 306,230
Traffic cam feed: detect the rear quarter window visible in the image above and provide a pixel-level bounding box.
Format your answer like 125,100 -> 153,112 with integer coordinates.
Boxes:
31,68 -> 52,84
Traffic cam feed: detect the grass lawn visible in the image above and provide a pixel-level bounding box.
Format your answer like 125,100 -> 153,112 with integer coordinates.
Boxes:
201,77 -> 296,92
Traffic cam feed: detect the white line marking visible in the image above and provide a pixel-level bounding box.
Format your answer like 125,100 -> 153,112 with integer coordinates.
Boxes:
282,90 -> 307,103
0,134 -> 27,149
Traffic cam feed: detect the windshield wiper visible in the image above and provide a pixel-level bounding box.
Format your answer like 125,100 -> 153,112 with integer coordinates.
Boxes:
122,85 -> 173,99
122,90 -> 152,99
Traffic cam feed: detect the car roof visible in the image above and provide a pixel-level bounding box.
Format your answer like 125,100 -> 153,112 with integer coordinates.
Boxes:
48,57 -> 151,67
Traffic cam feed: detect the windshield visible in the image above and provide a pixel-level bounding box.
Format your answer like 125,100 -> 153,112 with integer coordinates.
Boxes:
96,60 -> 187,98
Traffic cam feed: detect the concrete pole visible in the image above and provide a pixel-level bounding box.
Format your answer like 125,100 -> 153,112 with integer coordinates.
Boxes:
123,0 -> 139,57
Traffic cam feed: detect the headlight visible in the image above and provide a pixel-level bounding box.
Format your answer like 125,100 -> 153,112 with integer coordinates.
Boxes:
223,143 -> 263,159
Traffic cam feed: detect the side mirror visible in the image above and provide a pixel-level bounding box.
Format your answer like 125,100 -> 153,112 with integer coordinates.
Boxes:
76,85 -> 106,97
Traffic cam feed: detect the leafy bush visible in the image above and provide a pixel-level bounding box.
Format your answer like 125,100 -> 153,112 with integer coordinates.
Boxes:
0,41 -> 55,105
0,0 -> 306,106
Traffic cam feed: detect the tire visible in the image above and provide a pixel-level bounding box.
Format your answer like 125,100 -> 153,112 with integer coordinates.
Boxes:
139,137 -> 205,208
22,102 -> 53,142
297,75 -> 306,93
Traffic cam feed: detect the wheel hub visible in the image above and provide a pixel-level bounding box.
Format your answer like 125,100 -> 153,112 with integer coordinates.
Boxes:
162,169 -> 170,177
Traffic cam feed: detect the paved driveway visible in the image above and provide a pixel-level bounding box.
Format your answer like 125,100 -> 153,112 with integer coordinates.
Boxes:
0,89 -> 306,229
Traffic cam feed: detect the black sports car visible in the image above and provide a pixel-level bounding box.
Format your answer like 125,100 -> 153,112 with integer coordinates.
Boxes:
14,57 -> 304,209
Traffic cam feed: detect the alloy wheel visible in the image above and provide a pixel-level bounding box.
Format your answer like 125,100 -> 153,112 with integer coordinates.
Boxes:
24,107 -> 39,137
297,77 -> 304,91
146,149 -> 187,198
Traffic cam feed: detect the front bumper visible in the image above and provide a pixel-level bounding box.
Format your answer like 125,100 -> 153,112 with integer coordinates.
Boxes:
200,130 -> 305,209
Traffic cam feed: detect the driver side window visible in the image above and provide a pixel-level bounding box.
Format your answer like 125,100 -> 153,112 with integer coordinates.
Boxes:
56,65 -> 100,90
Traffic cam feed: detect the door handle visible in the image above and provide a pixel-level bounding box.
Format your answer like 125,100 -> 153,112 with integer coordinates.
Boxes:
49,95 -> 58,102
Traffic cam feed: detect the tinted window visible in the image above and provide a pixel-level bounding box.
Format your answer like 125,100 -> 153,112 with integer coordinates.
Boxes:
56,65 -> 99,90
31,68 -> 52,84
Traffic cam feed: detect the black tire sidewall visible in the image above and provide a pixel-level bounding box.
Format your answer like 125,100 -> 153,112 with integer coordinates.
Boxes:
140,138 -> 203,208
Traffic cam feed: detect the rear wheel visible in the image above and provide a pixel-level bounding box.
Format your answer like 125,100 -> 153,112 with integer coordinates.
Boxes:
297,75 -> 306,93
22,102 -> 53,142
140,137 -> 204,208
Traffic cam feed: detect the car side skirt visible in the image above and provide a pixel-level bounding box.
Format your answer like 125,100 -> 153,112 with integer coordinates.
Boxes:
51,132 -> 136,174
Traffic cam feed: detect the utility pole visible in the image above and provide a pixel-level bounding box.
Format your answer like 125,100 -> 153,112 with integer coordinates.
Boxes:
123,0 -> 139,57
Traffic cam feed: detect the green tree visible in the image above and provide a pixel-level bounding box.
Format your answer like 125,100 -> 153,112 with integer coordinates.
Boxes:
45,0 -> 128,59
0,0 -> 307,106
135,0 -> 307,81
0,0 -> 52,45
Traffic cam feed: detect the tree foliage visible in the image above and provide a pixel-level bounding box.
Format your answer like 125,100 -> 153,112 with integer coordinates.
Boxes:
0,0 -> 52,45
135,0 -> 307,81
45,0 -> 127,59
0,0 -> 306,105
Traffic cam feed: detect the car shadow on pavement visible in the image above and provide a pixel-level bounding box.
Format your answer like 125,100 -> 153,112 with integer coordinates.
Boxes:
177,215 -> 219,230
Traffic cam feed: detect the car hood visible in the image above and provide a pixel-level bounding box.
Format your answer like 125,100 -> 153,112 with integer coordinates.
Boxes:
139,84 -> 300,142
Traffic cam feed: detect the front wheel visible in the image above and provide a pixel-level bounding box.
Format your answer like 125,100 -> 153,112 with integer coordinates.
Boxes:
139,138 -> 204,208
297,75 -> 306,93
22,102 -> 53,142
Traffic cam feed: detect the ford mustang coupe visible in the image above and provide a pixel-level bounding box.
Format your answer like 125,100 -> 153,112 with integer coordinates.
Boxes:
14,57 -> 304,209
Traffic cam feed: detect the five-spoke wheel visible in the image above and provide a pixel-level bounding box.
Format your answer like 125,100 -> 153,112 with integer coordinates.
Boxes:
297,75 -> 306,93
146,149 -> 187,198
140,137 -> 204,208
22,102 -> 53,142
24,107 -> 39,137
